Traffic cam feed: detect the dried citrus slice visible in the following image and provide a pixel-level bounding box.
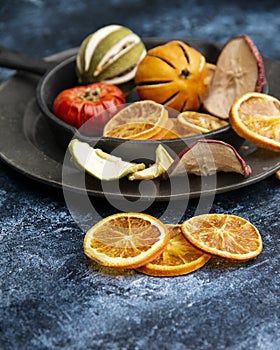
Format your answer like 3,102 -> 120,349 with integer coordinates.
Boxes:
177,111 -> 228,134
150,118 -> 174,140
103,100 -> 168,139
229,92 -> 280,151
136,224 -> 211,276
166,118 -> 197,138
83,212 -> 169,268
181,214 -> 262,261
276,169 -> 280,180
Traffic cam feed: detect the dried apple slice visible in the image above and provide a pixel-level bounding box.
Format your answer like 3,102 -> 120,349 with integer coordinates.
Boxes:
69,139 -> 145,181
203,34 -> 266,119
163,139 -> 251,178
128,144 -> 174,180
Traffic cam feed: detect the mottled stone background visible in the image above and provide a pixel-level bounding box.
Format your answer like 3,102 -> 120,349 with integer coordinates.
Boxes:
0,1 -> 280,349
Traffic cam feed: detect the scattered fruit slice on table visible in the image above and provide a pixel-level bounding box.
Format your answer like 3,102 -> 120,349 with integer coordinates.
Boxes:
276,169 -> 280,180
163,139 -> 251,178
229,92 -> 280,151
136,224 -> 211,277
135,40 -> 212,112
83,212 -> 169,268
181,214 -> 263,261
128,144 -> 174,180
203,34 -> 266,119
103,100 -> 169,139
177,111 -> 228,133
68,139 -> 145,180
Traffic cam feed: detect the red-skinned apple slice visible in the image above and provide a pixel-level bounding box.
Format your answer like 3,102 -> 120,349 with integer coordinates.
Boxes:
163,139 -> 251,178
203,34 -> 266,119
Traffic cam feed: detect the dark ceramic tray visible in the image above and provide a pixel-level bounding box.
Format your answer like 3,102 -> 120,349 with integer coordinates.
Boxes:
0,45 -> 279,201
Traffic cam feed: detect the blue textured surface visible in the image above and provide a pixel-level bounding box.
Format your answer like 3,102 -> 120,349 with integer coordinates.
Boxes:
1,1 -> 280,349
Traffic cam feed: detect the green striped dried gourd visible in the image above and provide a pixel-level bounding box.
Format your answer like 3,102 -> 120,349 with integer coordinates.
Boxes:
76,24 -> 146,85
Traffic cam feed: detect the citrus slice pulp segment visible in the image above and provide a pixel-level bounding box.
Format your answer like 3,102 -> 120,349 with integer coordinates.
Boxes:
229,92 -> 280,151
150,118 -> 174,140
181,214 -> 262,261
103,100 -> 168,139
84,212 -> 169,268
241,115 -> 280,139
166,118 -> 197,138
136,224 -> 211,276
177,111 -> 228,134
104,122 -> 160,139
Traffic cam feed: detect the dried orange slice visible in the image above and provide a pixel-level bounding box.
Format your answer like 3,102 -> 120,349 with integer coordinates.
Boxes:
150,118 -> 174,140
136,224 -> 211,276
229,92 -> 280,151
276,169 -> 280,180
167,118 -> 197,138
177,111 -> 228,134
181,214 -> 262,261
103,100 -> 168,139
83,212 -> 169,268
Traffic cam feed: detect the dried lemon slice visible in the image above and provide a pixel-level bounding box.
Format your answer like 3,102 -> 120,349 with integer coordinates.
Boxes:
84,212 -> 169,268
136,224 -> 211,276
229,92 -> 280,151
181,214 -> 262,261
177,111 -> 228,134
103,100 -> 168,139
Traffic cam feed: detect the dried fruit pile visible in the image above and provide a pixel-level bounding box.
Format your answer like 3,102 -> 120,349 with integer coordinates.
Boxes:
68,138 -> 251,181
52,25 -> 280,149
101,101 -> 229,140
84,212 -> 263,277
53,25 -> 280,186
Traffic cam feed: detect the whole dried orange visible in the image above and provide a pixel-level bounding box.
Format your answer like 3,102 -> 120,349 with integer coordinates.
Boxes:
84,212 -> 169,268
135,40 -> 212,112
136,224 -> 211,277
229,92 -> 280,151
181,214 -> 262,261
